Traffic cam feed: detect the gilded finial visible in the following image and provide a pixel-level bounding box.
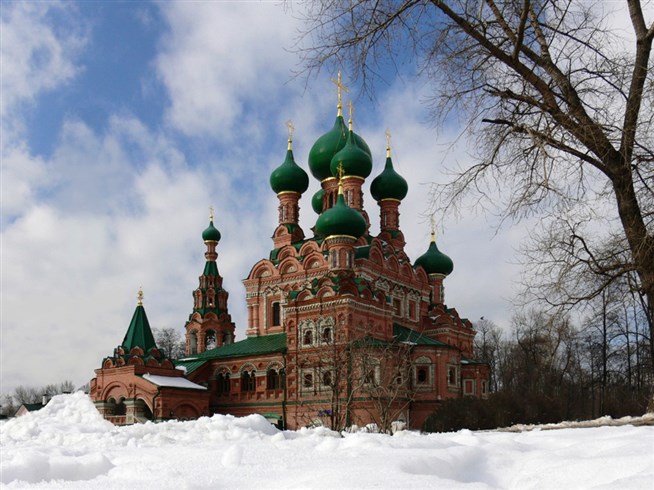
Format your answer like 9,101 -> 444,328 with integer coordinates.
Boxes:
331,70 -> 349,117
336,162 -> 345,195
137,286 -> 143,306
385,128 -> 392,158
348,101 -> 354,130
286,119 -> 294,151
430,216 -> 437,242
209,206 -> 214,222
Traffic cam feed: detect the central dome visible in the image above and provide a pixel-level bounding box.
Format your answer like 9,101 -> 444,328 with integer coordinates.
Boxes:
308,115 -> 371,181
315,192 -> 366,239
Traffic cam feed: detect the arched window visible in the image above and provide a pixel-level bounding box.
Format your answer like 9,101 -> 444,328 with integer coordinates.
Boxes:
417,368 -> 428,384
241,370 -> 256,392
267,368 -> 282,390
272,302 -> 281,326
205,330 -> 216,350
322,370 -> 332,387
303,372 -> 313,388
217,372 -> 230,394
448,366 -> 457,386
303,329 -> 313,346
322,327 -> 332,344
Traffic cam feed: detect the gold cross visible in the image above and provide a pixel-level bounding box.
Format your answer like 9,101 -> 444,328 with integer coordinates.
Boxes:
286,119 -> 294,150
348,101 -> 354,128
385,128 -> 392,157
330,70 -> 349,115
430,216 -> 437,241
137,286 -> 144,306
209,206 -> 214,221
336,162 -> 345,181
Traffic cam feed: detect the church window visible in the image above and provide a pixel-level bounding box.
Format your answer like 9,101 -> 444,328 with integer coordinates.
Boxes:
448,366 -> 457,386
362,358 -> 380,386
272,302 -> 281,326
241,370 -> 256,392
322,370 -> 332,387
417,368 -> 428,384
322,327 -> 332,344
217,372 -> 230,394
205,330 -> 216,350
303,329 -> 313,346
267,368 -> 282,390
408,300 -> 417,320
393,298 -> 402,316
482,380 -> 488,394
114,399 -> 126,416
303,372 -> 313,388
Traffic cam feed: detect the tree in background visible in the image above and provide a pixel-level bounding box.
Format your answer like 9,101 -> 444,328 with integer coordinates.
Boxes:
153,327 -> 186,359
298,0 -> 654,373
1,381 -> 78,417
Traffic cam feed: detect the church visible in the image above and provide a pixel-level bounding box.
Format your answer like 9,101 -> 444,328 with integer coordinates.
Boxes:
89,79 -> 489,430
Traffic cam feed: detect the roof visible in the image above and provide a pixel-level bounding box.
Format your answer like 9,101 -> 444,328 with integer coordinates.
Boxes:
121,304 -> 157,353
19,402 -> 44,412
393,324 -> 450,347
142,373 -> 207,390
175,333 -> 287,374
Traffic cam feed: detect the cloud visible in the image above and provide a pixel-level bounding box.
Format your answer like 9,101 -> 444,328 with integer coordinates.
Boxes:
155,2 -> 301,138
0,2 -> 86,127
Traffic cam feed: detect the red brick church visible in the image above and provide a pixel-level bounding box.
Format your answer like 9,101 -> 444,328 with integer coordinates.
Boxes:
90,84 -> 489,430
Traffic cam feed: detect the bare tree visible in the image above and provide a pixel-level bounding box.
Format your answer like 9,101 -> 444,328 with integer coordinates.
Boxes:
153,327 -> 186,359
297,1 -> 654,372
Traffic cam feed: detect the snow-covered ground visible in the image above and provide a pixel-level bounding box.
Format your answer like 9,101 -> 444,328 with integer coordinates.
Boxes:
2,393 -> 653,489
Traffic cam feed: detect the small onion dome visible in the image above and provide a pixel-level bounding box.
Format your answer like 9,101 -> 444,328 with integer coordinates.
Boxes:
370,155 -> 408,201
270,149 -> 309,194
202,220 -> 221,242
311,188 -> 324,215
315,192 -> 366,239
414,237 -> 454,276
330,128 -> 372,179
308,115 -> 371,181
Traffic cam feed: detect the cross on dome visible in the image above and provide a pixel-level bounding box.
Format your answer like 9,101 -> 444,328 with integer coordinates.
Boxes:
286,119 -> 295,150
330,70 -> 349,116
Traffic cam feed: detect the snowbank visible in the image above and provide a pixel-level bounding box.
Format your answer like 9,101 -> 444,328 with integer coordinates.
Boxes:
2,393 -> 653,488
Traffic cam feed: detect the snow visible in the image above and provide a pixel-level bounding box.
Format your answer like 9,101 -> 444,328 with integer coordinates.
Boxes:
142,373 -> 207,390
2,393 -> 653,489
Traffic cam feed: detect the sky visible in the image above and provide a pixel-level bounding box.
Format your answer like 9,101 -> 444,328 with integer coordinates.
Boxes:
0,1 -> 568,395
2,392 -> 653,487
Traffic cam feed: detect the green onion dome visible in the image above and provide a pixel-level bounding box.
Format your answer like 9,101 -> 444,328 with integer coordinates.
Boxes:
202,220 -> 221,242
370,155 -> 408,201
330,128 -> 373,179
308,115 -> 371,181
414,236 -> 454,276
311,188 -> 324,214
270,149 -> 309,194
315,192 -> 366,239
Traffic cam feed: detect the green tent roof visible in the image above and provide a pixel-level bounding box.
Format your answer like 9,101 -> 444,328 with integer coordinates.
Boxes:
121,304 -> 157,353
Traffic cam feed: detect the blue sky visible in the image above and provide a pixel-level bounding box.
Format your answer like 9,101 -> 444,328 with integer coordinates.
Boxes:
1,1 -> 531,394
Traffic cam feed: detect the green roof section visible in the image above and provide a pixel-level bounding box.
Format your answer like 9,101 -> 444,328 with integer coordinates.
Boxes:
315,192 -> 366,239
175,334 -> 288,373
202,220 -> 221,242
414,236 -> 454,276
370,155 -> 408,202
270,148 -> 309,194
393,324 -> 450,347
122,303 -> 157,353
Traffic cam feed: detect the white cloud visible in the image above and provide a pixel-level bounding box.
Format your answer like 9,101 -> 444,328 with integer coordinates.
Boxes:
155,2 -> 301,138
0,2 -> 85,124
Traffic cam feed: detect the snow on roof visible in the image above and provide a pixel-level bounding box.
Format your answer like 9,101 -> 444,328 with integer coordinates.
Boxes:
142,373 -> 207,390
